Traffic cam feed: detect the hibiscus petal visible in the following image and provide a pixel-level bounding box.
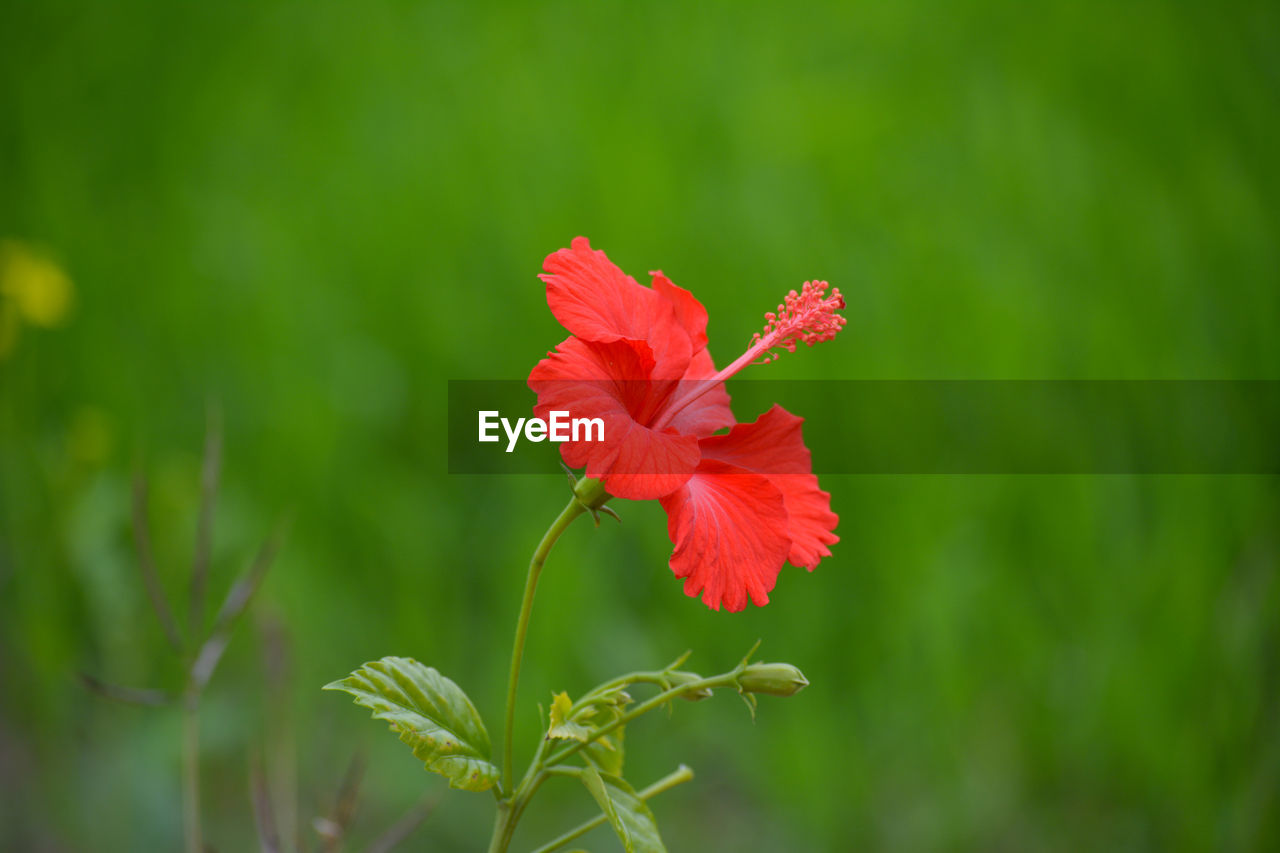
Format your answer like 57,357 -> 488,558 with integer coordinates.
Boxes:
529,336 -> 698,499
649,270 -> 708,352
589,417 -> 700,501
659,460 -> 791,612
540,238 -> 692,379
664,348 -> 735,438
697,405 -> 839,570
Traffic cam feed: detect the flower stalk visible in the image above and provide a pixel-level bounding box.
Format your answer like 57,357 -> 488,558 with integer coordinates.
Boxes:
499,494 -> 589,792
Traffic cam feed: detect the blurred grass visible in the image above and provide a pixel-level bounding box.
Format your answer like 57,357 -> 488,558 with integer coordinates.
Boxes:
1,0 -> 1278,850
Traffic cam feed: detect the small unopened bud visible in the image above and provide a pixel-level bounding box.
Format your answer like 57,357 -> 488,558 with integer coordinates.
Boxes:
667,671 -> 713,702
739,662 -> 809,697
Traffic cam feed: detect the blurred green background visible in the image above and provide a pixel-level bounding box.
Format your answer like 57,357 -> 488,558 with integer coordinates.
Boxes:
2,1 -> 1278,850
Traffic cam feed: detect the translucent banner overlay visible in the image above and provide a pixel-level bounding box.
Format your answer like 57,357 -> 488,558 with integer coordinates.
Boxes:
447,380 -> 1280,474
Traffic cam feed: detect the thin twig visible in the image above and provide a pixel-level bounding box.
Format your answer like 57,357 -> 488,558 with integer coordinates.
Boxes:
364,794 -> 439,853
180,514 -> 289,853
190,516 -> 290,694
259,613 -> 298,853
78,673 -> 173,707
251,753 -> 282,853
182,699 -> 202,853
316,754 -> 365,853
131,472 -> 183,652
190,400 -> 223,641
211,515 -> 290,636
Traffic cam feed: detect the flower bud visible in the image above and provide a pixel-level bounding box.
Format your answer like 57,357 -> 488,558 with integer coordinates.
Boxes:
738,662 -> 809,697
666,671 -> 713,702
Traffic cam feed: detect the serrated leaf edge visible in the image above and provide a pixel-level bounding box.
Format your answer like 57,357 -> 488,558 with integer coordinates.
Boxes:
324,657 -> 499,792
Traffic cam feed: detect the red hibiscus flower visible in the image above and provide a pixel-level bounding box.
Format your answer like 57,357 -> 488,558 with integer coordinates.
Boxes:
528,237 -> 843,612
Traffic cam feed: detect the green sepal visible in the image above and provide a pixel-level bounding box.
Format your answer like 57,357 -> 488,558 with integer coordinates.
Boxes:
323,656 -> 499,792
578,764 -> 667,853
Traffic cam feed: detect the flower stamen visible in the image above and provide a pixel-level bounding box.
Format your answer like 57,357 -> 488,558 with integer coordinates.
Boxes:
750,280 -> 846,364
654,281 -> 845,430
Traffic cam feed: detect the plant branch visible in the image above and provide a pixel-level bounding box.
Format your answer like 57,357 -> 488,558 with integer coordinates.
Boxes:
491,768 -> 552,852
78,673 -> 172,707
250,753 -> 282,853
130,472 -> 183,652
191,516 -> 290,693
529,765 -> 694,853
182,698 -> 201,853
491,647 -> 756,852
571,651 -> 695,705
182,515 -> 288,853
317,754 -> 365,853
190,400 -> 222,641
545,672 -> 739,768
364,793 -> 438,853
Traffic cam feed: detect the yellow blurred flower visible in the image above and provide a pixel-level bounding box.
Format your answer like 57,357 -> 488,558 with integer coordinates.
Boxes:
0,238 -> 75,328
0,300 -> 18,359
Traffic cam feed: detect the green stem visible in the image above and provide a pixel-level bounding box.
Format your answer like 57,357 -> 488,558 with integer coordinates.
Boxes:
495,769 -> 550,851
487,801 -> 513,853
182,695 -> 201,853
530,765 -> 695,853
493,495 -> 587,840
546,672 -> 740,768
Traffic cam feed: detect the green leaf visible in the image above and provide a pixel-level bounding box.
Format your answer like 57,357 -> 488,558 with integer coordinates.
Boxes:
323,657 -> 498,792
548,691 -> 593,742
578,764 -> 666,853
584,723 -> 625,776
549,689 -> 628,775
